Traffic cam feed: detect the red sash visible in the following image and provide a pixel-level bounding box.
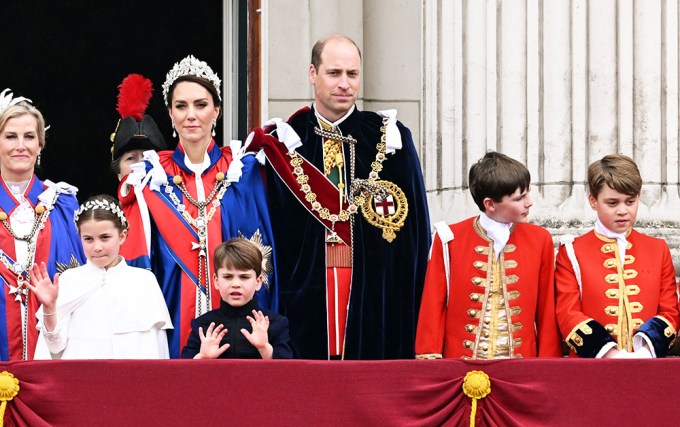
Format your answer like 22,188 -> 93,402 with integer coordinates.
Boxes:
249,128 -> 351,244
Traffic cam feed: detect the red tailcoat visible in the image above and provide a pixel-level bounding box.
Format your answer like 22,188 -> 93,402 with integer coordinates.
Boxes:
416,217 -> 563,359
555,229 -> 679,357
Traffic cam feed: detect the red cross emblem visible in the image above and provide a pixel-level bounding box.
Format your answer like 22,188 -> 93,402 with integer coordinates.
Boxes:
374,195 -> 395,216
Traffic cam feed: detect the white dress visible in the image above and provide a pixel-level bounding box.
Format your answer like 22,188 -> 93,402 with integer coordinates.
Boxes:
34,258 -> 172,359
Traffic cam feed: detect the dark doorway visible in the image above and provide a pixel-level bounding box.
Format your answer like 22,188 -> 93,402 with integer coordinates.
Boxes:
0,1 -> 225,199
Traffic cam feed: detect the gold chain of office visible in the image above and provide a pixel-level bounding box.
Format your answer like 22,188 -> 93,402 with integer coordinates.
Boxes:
288,126 -> 389,224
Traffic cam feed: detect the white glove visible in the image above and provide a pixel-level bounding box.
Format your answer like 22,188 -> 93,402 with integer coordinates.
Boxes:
611,349 -> 632,359
630,346 -> 653,359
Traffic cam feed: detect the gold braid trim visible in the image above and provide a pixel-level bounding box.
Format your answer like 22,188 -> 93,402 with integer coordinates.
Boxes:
415,353 -> 442,360
565,319 -> 594,350
655,315 -> 677,338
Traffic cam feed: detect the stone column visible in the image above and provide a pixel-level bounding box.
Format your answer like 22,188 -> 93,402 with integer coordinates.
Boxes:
422,0 -> 680,242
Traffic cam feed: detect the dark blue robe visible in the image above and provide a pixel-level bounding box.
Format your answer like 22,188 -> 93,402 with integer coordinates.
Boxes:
120,141 -> 278,358
0,177 -> 85,360
258,106 -> 431,359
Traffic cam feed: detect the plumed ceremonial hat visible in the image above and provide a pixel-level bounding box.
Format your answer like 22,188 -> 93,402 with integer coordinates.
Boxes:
110,74 -> 166,160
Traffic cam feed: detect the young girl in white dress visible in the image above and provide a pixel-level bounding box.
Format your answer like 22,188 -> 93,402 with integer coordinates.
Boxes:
30,194 -> 172,359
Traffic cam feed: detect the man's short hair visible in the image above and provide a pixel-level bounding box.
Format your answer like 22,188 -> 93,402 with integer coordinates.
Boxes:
587,154 -> 642,197
213,238 -> 263,277
469,151 -> 531,212
311,34 -> 362,70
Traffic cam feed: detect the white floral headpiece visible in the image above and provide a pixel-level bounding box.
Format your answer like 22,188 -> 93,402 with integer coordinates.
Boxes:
162,55 -> 222,106
0,89 -> 32,115
75,198 -> 128,228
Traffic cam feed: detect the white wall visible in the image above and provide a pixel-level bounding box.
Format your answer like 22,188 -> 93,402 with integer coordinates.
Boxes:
262,0 -> 680,263
423,0 -> 680,231
263,0 -> 422,153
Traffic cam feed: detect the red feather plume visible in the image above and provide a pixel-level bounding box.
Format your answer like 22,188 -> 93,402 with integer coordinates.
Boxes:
116,74 -> 153,121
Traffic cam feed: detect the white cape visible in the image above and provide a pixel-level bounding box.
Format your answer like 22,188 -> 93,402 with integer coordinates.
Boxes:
34,258 -> 172,359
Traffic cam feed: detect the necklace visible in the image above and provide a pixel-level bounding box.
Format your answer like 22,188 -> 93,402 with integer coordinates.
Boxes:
163,171 -> 229,315
0,195 -> 55,360
290,122 -> 391,241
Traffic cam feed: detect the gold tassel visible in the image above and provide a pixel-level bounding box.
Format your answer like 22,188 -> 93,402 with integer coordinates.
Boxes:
0,371 -> 20,426
462,370 -> 491,427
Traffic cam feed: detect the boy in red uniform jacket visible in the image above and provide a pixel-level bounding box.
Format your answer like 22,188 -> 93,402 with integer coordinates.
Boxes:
416,151 -> 563,359
555,154 -> 678,358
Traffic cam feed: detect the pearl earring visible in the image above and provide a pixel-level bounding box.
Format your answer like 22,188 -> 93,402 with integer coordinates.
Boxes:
172,123 -> 177,138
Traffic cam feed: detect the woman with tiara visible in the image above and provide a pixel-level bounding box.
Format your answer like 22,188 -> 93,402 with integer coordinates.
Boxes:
119,56 -> 277,358
0,89 -> 85,360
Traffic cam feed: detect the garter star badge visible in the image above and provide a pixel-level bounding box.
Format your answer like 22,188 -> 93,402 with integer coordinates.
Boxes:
238,229 -> 273,289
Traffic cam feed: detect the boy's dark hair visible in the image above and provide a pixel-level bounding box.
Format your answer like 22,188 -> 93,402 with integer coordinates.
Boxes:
213,238 -> 263,277
587,154 -> 642,197
469,151 -> 531,212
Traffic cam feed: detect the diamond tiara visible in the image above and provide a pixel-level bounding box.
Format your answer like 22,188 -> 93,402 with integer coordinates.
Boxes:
162,55 -> 222,106
75,198 -> 128,228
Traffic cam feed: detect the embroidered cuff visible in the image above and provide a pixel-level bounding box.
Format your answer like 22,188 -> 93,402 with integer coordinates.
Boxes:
41,322 -> 62,341
635,316 -> 676,358
415,353 -> 442,360
566,319 -> 615,358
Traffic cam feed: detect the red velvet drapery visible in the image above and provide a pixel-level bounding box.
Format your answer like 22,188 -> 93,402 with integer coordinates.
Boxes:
0,358 -> 675,426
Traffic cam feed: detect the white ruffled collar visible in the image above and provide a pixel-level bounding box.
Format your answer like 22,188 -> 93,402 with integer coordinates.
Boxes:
141,139 -> 248,193
182,149 -> 211,176
594,218 -> 628,262
479,212 -> 512,260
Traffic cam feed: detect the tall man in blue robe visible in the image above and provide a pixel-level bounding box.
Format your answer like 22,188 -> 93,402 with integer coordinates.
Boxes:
250,34 -> 430,359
